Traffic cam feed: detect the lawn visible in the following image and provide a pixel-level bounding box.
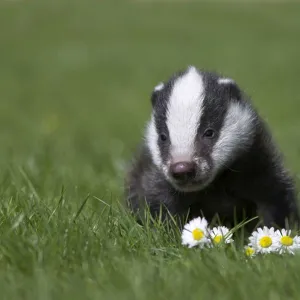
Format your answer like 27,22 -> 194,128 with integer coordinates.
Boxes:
1,0 -> 300,299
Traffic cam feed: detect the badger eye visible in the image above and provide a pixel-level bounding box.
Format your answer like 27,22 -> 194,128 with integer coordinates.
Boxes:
203,129 -> 215,138
160,133 -> 168,142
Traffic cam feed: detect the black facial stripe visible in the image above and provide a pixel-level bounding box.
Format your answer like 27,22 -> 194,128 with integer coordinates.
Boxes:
195,73 -> 231,157
152,79 -> 173,164
199,74 -> 229,133
154,112 -> 170,164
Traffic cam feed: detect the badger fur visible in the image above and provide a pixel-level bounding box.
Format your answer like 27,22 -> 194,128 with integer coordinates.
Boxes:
125,66 -> 299,230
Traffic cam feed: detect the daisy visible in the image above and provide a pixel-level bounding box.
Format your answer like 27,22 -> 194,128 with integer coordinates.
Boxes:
208,226 -> 234,246
248,226 -> 279,254
181,217 -> 210,248
275,229 -> 300,255
244,246 -> 256,258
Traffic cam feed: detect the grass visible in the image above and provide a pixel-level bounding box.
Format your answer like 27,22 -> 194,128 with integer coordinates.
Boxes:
1,0 -> 300,298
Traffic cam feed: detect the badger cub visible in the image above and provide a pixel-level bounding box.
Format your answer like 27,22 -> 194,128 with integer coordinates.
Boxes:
125,66 -> 299,229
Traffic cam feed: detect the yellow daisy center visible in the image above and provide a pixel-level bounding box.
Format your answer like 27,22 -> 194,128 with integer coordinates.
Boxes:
192,228 -> 204,241
213,235 -> 222,244
259,236 -> 272,248
280,235 -> 293,246
245,247 -> 255,256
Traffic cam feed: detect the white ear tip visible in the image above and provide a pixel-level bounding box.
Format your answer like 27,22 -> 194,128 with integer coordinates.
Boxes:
154,82 -> 164,92
218,78 -> 235,84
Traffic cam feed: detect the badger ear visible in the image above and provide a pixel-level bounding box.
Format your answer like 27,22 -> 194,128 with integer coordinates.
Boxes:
218,78 -> 242,101
150,82 -> 164,107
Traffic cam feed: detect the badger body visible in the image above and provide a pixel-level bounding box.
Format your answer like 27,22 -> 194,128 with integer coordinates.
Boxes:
125,66 -> 299,229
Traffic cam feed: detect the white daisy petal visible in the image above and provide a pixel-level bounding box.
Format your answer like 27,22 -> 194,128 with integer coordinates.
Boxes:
256,227 -> 264,235
181,217 -> 210,248
273,229 -> 300,255
184,223 -> 193,231
248,227 -> 280,254
208,226 -> 234,246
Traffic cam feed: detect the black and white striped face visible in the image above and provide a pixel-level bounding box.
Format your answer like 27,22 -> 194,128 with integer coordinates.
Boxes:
146,66 -> 256,192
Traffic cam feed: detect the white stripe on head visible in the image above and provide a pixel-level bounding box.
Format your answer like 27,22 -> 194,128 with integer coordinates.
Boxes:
212,102 -> 255,170
166,66 -> 205,162
146,115 -> 162,167
218,78 -> 235,84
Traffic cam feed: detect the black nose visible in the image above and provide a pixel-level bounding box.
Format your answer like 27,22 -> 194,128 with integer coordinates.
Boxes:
170,161 -> 196,181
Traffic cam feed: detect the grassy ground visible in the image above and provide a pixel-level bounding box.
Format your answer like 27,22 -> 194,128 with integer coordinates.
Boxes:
1,0 -> 300,299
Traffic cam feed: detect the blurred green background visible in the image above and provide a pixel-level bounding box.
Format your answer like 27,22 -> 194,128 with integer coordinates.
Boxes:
1,1 -> 300,298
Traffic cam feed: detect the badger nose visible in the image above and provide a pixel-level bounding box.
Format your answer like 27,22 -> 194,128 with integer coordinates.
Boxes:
170,162 -> 196,181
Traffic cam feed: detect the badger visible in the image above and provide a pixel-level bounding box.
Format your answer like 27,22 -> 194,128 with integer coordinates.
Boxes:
125,66 -> 299,230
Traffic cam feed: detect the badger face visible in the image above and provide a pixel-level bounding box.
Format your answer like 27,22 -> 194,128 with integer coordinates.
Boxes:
146,66 -> 256,193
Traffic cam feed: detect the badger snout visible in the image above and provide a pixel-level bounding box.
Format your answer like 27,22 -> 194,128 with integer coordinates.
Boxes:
169,161 -> 196,182
167,157 -> 212,192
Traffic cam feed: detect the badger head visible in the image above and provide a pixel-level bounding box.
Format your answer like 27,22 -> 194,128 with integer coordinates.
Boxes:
146,66 -> 256,192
